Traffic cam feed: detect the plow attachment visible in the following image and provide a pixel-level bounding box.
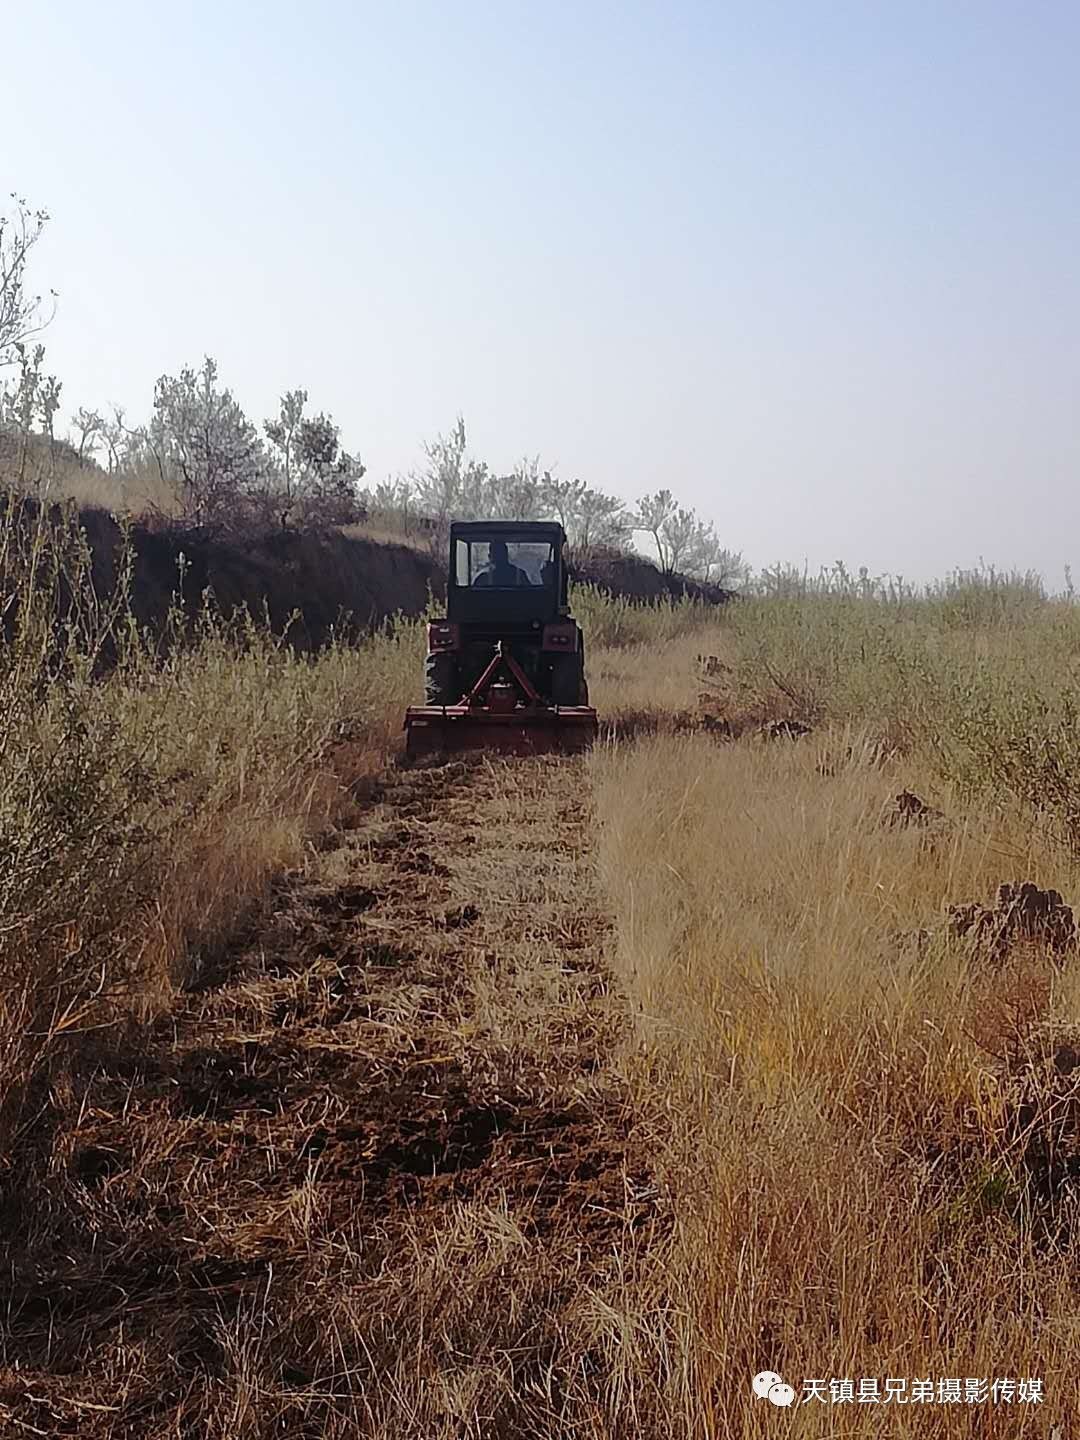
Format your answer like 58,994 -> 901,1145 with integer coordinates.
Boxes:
404,642 -> 599,761
403,705 -> 598,759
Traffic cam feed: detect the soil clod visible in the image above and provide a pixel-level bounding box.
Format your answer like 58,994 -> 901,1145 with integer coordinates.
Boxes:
949,880 -> 1076,963
884,789 -> 948,828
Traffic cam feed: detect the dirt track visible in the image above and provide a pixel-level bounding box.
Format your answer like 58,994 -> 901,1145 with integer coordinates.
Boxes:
0,755 -> 664,1438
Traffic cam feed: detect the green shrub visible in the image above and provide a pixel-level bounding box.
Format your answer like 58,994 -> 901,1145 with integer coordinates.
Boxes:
571,583 -> 718,649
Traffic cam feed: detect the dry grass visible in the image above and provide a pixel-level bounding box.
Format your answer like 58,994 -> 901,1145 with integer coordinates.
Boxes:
53,459 -> 182,517
4,440 -> 183,516
0,507 -> 709,1437
588,594 -> 1080,1435
0,496 -> 428,1137
7,516 -> 1080,1435
342,516 -> 434,556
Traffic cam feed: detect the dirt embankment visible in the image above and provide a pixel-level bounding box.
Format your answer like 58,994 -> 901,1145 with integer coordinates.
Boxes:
11,495 -> 730,658
75,510 -> 729,653
570,545 -> 735,605
80,509 -> 444,650
0,753 -> 666,1438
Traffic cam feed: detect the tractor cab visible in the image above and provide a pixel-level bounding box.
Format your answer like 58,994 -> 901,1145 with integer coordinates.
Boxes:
447,521 -> 570,630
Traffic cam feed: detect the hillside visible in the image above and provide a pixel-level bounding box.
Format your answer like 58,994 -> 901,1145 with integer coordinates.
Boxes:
47,502 -> 732,654
0,428 -> 735,636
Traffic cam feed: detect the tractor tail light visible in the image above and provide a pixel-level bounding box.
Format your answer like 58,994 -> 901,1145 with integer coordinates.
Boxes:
541,623 -> 578,652
427,622 -> 460,653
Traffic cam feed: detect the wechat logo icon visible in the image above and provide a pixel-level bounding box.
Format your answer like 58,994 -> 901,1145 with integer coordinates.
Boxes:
753,1371 -> 796,1407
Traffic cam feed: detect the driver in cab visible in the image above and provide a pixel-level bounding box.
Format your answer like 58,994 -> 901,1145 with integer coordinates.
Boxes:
473,540 -> 531,587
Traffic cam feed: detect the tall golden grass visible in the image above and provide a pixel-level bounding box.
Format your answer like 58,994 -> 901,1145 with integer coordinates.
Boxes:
590,585 -> 1080,1435
4,438 -> 183,517
0,494 -> 426,1142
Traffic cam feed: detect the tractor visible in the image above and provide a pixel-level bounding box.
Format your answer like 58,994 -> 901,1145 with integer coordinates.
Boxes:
403,520 -> 599,759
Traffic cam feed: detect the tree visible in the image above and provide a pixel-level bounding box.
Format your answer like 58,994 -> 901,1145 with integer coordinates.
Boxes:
635,490 -> 745,583
481,456 -> 547,520
71,407 -> 105,467
406,420 -> 635,559
542,475 -> 587,533
0,198 -> 60,492
0,342 -> 63,489
100,406 -> 138,474
542,474 -> 631,554
294,407 -> 366,526
404,422 -> 738,580
0,196 -> 54,370
263,389 -> 366,529
38,371 -> 62,455
635,489 -> 679,573
262,388 -> 306,528
358,476 -> 416,533
410,417 -> 491,553
572,486 -> 631,552
684,518 -> 751,589
149,357 -> 265,531
658,505 -> 699,574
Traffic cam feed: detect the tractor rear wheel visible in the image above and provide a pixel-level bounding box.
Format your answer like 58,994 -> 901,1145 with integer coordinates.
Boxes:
425,653 -> 459,706
550,652 -> 588,707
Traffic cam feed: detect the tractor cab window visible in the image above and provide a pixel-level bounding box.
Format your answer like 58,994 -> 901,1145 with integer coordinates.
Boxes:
453,538 -> 557,589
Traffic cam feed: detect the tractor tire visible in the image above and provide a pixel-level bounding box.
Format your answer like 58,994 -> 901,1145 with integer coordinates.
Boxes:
425,653 -> 459,706
550,652 -> 588,707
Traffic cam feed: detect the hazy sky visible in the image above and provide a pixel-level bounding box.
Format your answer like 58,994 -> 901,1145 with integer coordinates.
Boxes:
6,1 -> 1080,581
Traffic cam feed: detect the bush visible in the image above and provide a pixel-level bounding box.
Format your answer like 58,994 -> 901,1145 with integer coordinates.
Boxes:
0,491 -> 421,1142
570,583 -> 717,649
723,572 -> 1080,837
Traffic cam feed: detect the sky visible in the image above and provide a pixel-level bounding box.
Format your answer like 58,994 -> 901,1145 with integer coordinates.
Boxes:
5,0 -> 1080,582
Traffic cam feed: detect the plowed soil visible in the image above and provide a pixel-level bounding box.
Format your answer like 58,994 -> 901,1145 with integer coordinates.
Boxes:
0,756 -> 665,1438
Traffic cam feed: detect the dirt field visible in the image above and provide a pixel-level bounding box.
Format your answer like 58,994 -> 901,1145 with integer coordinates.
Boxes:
0,751 -> 668,1438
